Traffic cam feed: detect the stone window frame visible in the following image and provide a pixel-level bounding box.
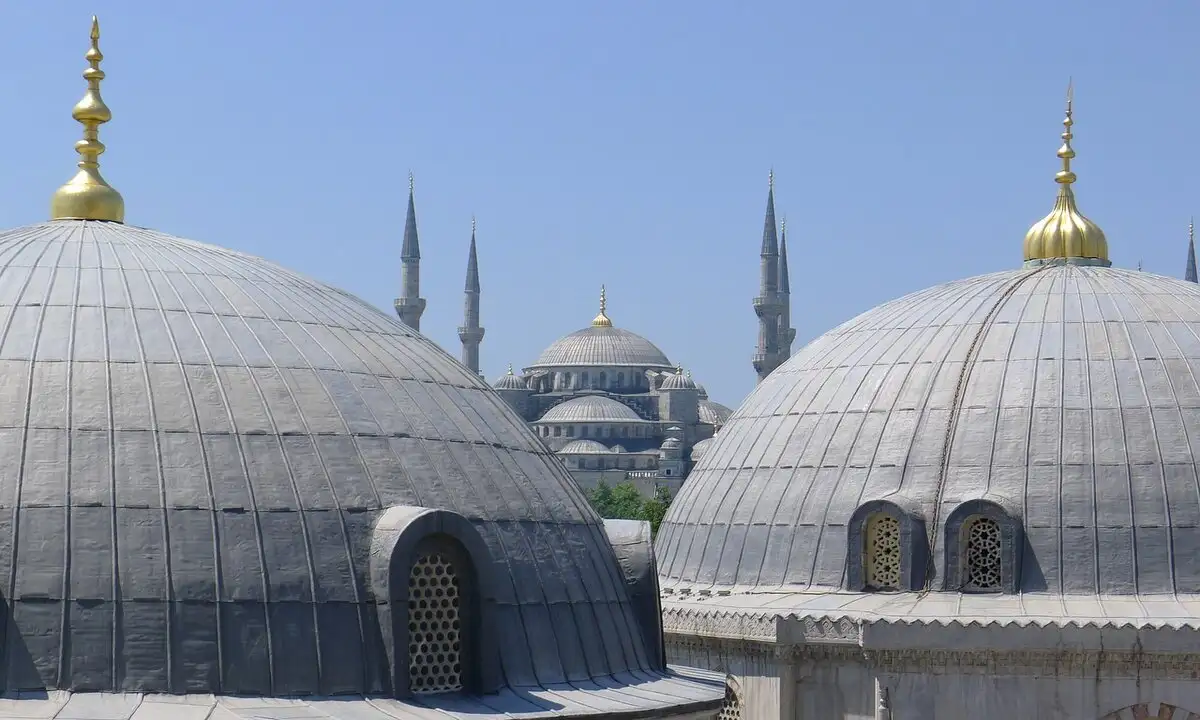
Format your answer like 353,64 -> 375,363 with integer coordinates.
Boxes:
942,498 -> 1023,594
370,506 -> 500,698
845,498 -> 927,592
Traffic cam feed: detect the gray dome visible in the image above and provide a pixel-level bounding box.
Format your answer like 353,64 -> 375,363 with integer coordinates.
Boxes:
536,395 -> 648,424
697,399 -> 733,427
689,436 -> 714,462
658,265 -> 1200,596
492,367 -> 528,390
0,221 -> 657,694
557,439 -> 610,454
660,369 -> 697,391
529,326 -> 672,369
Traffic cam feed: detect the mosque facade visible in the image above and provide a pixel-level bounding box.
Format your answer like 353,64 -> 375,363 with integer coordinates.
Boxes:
655,91 -> 1200,719
0,17 -> 728,719
392,173 -> 796,497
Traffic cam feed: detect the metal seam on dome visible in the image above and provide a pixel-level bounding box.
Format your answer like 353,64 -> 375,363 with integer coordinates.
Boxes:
923,264 -> 1051,592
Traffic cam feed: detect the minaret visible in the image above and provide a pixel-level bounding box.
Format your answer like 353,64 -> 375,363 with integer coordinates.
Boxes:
394,173 -> 427,330
752,170 -> 784,383
50,17 -> 124,223
458,217 -> 485,375
1187,219 -> 1198,283
778,216 -> 795,361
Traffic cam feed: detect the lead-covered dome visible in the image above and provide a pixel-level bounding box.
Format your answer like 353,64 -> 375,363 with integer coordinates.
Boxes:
0,220 -> 660,694
659,265 -> 1200,595
531,326 -> 672,369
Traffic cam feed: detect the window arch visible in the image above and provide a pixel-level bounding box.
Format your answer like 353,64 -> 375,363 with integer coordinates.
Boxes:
599,371 -> 607,387
408,550 -> 464,694
370,506 -> 500,698
864,513 -> 901,590
617,371 -> 624,387
845,498 -> 927,592
717,680 -> 742,720
943,498 -> 1023,594
962,516 -> 1002,591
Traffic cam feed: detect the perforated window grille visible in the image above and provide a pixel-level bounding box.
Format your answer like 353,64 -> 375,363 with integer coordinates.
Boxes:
408,552 -> 463,694
865,513 -> 901,590
964,516 -> 1002,591
717,685 -> 742,720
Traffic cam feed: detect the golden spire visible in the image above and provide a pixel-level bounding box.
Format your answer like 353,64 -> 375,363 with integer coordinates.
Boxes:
1022,80 -> 1109,265
50,16 -> 125,223
591,284 -> 613,327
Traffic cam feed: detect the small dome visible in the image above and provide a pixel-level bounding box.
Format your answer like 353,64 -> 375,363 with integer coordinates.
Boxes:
610,444 -> 628,453
537,395 -> 649,424
660,367 -> 697,391
659,265 -> 1200,596
530,326 -> 672,369
698,399 -> 733,427
689,437 -> 715,462
557,439 -> 610,454
0,220 -> 661,694
661,437 -> 683,450
493,364 -> 528,390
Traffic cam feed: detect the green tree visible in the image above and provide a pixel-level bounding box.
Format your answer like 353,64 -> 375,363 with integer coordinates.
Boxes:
607,482 -> 645,519
588,481 -> 615,516
639,485 -> 673,536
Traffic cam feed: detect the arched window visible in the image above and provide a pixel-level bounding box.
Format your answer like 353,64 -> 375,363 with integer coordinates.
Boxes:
407,550 -> 464,694
564,372 -> 572,389
553,426 -> 561,437
621,426 -> 629,438
566,425 -> 575,437
963,516 -> 1002,591
617,372 -> 624,387
581,371 -> 590,387
599,371 -> 607,387
717,683 -> 742,720
864,514 -> 901,590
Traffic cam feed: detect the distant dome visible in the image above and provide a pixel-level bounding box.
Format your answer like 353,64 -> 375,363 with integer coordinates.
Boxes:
557,439 -> 610,454
492,365 -> 528,390
660,368 -> 697,390
0,220 -> 662,695
698,399 -> 733,427
610,444 -> 628,453
537,395 -> 649,424
661,437 -> 683,450
659,265 -> 1200,596
690,436 -> 715,462
530,326 -> 673,369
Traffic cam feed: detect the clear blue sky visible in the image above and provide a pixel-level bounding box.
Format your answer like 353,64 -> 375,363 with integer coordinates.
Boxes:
1,1 -> 1195,406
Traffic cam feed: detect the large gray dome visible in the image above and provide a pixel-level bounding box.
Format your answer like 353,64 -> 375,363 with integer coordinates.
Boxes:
0,220 -> 656,694
529,326 -> 673,369
659,265 -> 1200,595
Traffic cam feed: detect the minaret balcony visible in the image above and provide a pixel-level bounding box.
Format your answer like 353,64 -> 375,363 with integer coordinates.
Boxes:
457,327 -> 486,342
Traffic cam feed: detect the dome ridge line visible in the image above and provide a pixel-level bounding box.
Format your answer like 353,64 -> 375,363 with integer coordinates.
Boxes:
922,265 -> 1050,589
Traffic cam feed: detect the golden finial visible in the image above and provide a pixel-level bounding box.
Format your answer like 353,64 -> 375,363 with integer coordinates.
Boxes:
1022,80 -> 1109,266
591,284 -> 613,327
50,16 -> 125,223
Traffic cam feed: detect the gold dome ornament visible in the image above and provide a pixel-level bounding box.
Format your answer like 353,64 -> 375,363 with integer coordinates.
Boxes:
1022,81 -> 1109,266
50,16 -> 125,223
591,285 -> 613,327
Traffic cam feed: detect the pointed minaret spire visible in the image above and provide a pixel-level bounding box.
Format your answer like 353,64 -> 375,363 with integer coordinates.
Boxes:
753,170 -> 784,383
1187,218 -> 1198,283
459,217 -> 485,375
394,172 -> 427,331
778,216 -> 795,361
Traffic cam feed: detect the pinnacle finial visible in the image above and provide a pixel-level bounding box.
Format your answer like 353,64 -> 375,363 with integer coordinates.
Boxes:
1021,81 -> 1109,265
50,16 -> 125,223
471,215 -> 476,234
1190,217 -> 1194,245
506,363 -> 514,375
591,284 -> 613,327
768,168 -> 774,189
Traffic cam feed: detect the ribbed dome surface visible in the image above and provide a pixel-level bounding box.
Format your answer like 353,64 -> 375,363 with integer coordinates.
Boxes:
537,395 -> 648,424
492,369 -> 527,390
689,437 -> 714,461
529,326 -> 672,369
659,265 -> 1200,595
557,439 -> 610,454
698,399 -> 733,427
0,221 -> 653,694
660,371 -> 697,391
